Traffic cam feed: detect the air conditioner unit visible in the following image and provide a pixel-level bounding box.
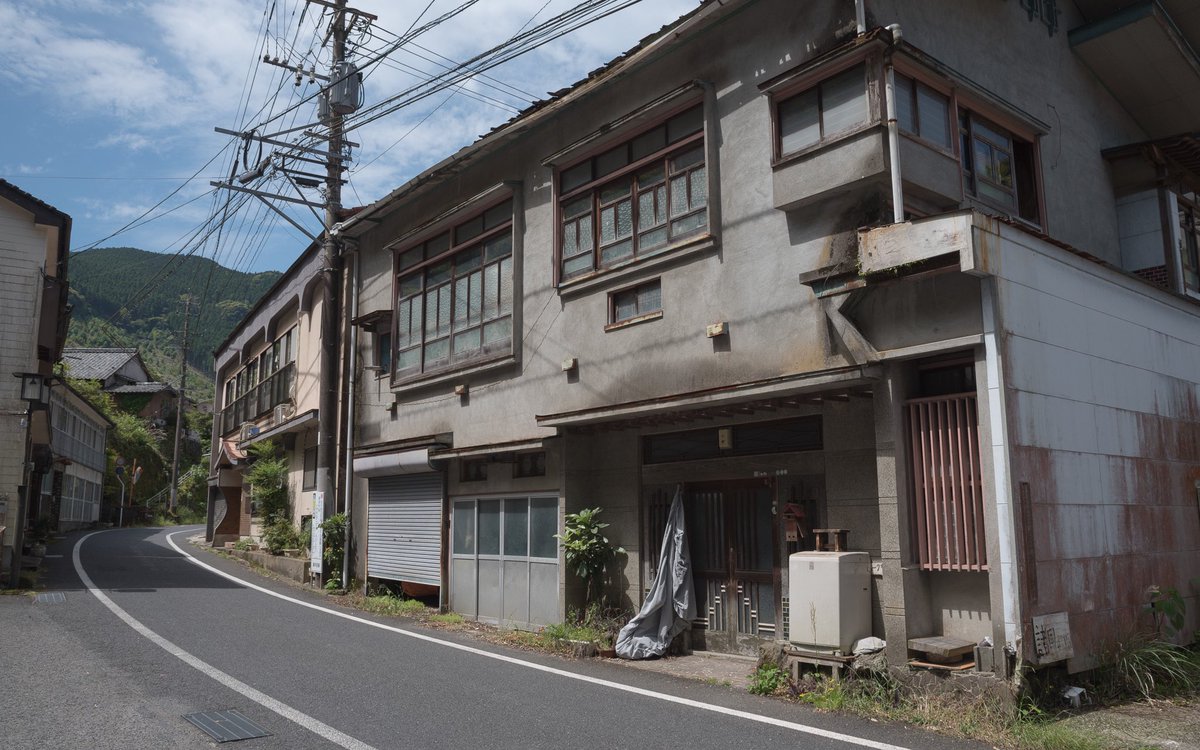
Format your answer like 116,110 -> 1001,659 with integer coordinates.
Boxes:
239,422 -> 260,442
273,404 -> 295,425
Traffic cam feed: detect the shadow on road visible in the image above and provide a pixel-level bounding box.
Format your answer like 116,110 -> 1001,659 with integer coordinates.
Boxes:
34,526 -> 247,593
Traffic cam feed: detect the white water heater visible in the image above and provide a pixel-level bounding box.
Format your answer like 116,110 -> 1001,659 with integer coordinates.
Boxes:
788,551 -> 871,654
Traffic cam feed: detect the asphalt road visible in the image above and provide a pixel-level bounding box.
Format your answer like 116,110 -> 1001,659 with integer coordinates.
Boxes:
0,527 -> 985,749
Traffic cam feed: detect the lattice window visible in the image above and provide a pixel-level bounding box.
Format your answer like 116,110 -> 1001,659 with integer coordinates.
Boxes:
906,393 -> 988,571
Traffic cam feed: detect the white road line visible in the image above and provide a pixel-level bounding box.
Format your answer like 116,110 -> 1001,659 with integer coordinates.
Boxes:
164,530 -> 913,750
72,531 -> 378,750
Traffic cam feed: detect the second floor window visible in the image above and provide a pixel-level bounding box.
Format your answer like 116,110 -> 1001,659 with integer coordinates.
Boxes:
777,64 -> 870,157
394,200 -> 514,379
895,73 -> 951,150
558,105 -> 708,282
960,110 -> 1040,225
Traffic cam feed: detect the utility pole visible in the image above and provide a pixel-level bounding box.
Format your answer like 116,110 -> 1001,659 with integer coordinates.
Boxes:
315,0 -> 348,532
169,295 -> 191,515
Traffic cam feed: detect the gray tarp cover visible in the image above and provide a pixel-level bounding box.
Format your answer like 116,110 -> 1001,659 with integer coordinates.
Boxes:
616,488 -> 695,659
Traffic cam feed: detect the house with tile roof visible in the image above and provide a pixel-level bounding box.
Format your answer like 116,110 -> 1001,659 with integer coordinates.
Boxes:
62,347 -> 178,421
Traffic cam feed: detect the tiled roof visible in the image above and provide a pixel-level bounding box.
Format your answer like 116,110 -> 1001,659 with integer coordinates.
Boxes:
107,381 -> 176,395
62,348 -> 138,380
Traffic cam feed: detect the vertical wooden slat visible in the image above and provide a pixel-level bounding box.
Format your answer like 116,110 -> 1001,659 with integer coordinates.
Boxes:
912,403 -> 931,566
968,398 -> 987,569
917,403 -> 933,568
952,397 -> 967,570
933,400 -> 948,569
955,397 -> 975,570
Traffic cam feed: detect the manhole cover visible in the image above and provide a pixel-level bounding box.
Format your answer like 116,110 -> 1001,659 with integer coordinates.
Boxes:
35,592 -> 66,604
183,709 -> 272,743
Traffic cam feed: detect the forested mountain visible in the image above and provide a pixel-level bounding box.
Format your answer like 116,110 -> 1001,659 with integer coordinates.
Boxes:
66,247 -> 281,404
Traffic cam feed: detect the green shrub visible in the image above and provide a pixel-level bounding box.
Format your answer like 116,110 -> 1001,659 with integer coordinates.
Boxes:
1090,635 -> 1200,701
320,512 -> 347,579
262,517 -> 300,555
748,663 -> 788,696
232,537 -> 255,551
557,508 -> 624,608
245,441 -> 290,522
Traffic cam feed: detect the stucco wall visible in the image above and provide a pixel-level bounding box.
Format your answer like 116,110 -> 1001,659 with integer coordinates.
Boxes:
993,226 -> 1200,669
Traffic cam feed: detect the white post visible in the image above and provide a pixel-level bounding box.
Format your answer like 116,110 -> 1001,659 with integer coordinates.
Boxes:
117,476 -> 126,528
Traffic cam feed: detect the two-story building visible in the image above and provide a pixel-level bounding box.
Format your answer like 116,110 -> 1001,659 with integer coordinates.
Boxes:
41,381 -> 111,532
325,0 -> 1200,678
207,243 -> 327,547
0,179 -> 71,580
206,0 -> 1200,678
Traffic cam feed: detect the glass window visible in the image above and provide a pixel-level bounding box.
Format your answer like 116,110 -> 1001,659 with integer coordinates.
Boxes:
959,109 -> 1039,224
478,499 -> 500,555
896,74 -> 950,149
503,498 -> 528,556
778,64 -> 869,157
529,498 -> 558,559
513,451 -> 546,478
558,104 -> 706,281
610,280 -> 662,324
394,203 -> 514,379
453,501 -> 475,554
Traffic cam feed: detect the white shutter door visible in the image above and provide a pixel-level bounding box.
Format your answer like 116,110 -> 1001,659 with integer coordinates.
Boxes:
367,473 -> 443,586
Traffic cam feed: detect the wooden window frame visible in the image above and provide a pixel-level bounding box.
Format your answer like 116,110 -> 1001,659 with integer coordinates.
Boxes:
391,198 -> 515,385
606,279 -> 663,330
1176,193 -> 1200,295
555,103 -> 708,285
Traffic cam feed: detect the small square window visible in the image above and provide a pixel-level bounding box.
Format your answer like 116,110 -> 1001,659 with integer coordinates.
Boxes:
514,451 -> 546,478
609,280 -> 662,325
461,458 -> 488,482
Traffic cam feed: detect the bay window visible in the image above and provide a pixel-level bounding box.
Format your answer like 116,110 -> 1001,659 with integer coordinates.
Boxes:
558,105 -> 708,282
393,199 -> 514,379
777,64 -> 870,156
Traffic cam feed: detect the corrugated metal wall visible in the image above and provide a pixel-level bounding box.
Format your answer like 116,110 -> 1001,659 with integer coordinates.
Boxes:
367,473 -> 443,586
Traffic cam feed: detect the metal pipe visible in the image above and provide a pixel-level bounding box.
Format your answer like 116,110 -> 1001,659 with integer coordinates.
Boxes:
855,0 -> 866,35
340,243 -> 359,590
884,27 -> 905,223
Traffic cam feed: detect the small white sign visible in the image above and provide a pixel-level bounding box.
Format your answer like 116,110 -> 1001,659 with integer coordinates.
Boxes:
1031,612 -> 1073,663
310,492 -> 324,577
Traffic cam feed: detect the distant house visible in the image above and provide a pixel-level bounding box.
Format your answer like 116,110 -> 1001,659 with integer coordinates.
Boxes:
42,381 -> 112,532
62,347 -> 178,422
0,179 -> 71,577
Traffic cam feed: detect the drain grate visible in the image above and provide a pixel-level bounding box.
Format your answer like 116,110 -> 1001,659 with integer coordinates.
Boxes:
35,592 -> 66,604
183,709 -> 272,743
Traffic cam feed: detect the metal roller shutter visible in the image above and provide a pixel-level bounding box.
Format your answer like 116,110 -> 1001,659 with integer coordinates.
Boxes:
367,473 -> 443,586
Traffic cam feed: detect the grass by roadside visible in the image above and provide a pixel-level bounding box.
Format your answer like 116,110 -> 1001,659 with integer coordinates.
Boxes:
747,639 -> 1200,750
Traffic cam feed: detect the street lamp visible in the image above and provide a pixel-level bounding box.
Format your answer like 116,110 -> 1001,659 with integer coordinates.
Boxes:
7,372 -> 52,588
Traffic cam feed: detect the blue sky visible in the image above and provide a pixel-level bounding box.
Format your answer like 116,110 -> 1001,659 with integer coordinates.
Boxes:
0,0 -> 697,273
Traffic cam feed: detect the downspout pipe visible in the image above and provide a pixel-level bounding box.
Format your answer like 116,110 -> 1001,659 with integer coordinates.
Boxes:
340,241 -> 360,590
884,24 -> 905,224
855,0 -> 866,35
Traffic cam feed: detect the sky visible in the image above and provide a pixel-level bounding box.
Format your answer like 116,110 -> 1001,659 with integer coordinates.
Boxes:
0,0 -> 698,275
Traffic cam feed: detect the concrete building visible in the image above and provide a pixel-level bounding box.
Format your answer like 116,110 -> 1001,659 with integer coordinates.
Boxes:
207,243 -> 327,547
215,0 -> 1200,678
0,179 -> 71,580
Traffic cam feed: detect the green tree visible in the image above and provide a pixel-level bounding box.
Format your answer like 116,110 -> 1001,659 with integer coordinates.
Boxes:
244,440 -> 290,522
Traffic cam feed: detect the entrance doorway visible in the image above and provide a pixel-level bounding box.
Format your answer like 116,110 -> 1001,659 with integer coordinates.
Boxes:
647,479 -> 778,655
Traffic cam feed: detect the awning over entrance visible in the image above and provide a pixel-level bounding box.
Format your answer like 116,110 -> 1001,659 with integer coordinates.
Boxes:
535,365 -> 878,429
353,448 -> 436,477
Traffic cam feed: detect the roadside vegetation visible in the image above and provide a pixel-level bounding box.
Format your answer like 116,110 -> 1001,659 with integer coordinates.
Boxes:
748,584 -> 1199,750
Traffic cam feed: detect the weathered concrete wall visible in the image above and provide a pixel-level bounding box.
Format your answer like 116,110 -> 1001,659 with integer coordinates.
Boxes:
991,225 -> 1200,669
